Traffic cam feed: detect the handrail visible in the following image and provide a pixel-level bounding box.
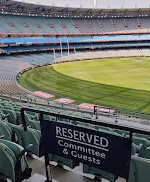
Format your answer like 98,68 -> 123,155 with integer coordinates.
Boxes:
21,107 -> 150,136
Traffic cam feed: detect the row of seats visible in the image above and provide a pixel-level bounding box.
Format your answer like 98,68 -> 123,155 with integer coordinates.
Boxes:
2,48 -> 150,67
1,40 -> 150,54
54,48 -> 150,63
0,14 -> 150,34
0,34 -> 150,44
0,96 -> 150,181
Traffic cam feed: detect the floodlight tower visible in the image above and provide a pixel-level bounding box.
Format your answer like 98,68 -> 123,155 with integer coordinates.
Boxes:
94,0 -> 97,8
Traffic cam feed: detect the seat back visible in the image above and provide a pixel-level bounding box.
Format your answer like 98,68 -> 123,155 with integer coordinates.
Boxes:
0,142 -> 16,182
0,121 -> 12,141
129,156 -> 150,182
13,125 -> 41,156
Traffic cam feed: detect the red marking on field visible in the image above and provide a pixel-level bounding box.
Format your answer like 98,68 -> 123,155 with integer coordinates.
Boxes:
32,91 -> 55,98
54,98 -> 74,104
78,103 -> 114,113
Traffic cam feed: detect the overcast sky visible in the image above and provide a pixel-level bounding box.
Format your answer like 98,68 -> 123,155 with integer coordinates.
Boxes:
18,0 -> 150,9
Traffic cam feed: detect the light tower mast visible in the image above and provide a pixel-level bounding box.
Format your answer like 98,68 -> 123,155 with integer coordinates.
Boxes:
94,0 -> 97,8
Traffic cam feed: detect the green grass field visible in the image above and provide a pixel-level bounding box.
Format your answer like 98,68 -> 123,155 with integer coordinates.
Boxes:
19,57 -> 150,113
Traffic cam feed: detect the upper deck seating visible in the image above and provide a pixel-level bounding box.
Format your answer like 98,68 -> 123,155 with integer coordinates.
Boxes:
86,18 -> 104,33
72,18 -> 92,33
112,18 -> 126,32
99,19 -> 114,33
0,14 -> 149,34
0,14 -> 20,33
125,18 -> 139,32
59,18 -> 80,34
45,17 -> 68,34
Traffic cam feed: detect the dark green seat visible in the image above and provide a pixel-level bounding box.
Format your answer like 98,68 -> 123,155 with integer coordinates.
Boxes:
0,121 -> 12,141
0,142 -> 16,182
132,143 -> 138,155
3,109 -> 17,124
132,136 -> 149,156
0,139 -> 31,182
83,164 -> 117,182
28,120 -> 41,131
142,147 -> 150,159
115,129 -> 129,137
137,133 -> 150,142
129,156 -> 150,182
13,125 -> 41,157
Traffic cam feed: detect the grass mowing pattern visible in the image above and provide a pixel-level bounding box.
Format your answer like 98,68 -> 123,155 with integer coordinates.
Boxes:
54,57 -> 150,91
19,58 -> 150,113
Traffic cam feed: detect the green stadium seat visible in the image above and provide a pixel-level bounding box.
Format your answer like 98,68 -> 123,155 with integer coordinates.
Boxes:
132,143 -> 138,155
15,110 -> 23,124
0,112 -> 9,122
24,113 -> 41,130
142,147 -> 150,159
28,120 -> 41,131
83,164 -> 117,182
0,142 -> 16,182
136,133 -> 150,142
83,155 -> 150,182
0,121 -> 12,141
13,125 -> 41,157
129,158 -> 136,182
115,129 -> 130,137
132,136 -> 149,156
129,156 -> 150,182
82,113 -> 93,119
0,139 -> 31,182
3,108 -> 17,124
95,125 -> 113,132
97,128 -> 121,136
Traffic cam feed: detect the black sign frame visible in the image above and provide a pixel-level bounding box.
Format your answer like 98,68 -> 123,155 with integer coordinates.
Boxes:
21,107 -> 150,182
41,119 -> 132,179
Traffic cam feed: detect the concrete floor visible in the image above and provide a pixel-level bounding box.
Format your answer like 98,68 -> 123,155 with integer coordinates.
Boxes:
24,155 -> 125,182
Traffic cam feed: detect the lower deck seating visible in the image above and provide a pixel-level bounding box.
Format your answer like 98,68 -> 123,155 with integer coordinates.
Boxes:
0,97 -> 150,181
83,156 -> 150,182
83,164 -> 117,182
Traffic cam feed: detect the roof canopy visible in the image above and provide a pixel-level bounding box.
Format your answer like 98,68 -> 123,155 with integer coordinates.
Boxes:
0,0 -> 150,18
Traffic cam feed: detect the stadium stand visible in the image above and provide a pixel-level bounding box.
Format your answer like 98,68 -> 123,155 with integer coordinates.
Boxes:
99,19 -> 115,33
16,15 -> 43,33
1,14 -> 150,34
72,18 -> 92,33
1,47 -> 150,68
138,17 -> 150,31
125,18 -> 139,32
111,18 -> 126,32
86,19 -> 103,33
0,15 -> 20,33
0,58 -> 31,94
0,96 -> 150,181
1,34 -> 149,44
0,1 -> 150,182
45,17 -> 68,34
59,18 -> 80,34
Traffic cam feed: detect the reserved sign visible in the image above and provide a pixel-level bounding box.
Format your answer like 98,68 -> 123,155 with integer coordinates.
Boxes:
41,120 -> 132,179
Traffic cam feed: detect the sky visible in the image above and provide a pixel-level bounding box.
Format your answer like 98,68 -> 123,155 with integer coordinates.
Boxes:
17,0 -> 150,9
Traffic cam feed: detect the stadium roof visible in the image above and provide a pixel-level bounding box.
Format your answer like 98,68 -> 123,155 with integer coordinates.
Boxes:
13,0 -> 150,9
0,0 -> 150,18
